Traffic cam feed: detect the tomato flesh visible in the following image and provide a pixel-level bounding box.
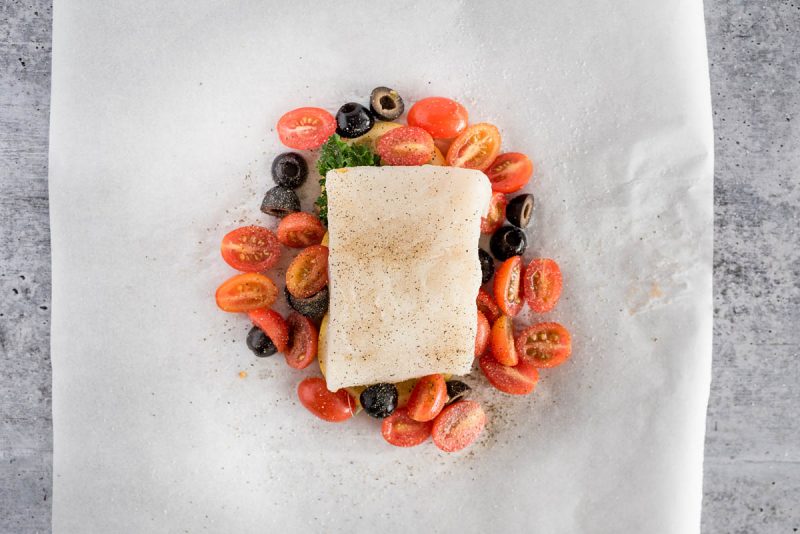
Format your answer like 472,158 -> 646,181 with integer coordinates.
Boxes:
475,310 -> 490,356
490,315 -> 518,366
479,353 -> 539,395
277,212 -> 326,248
523,258 -> 563,313
485,153 -> 534,193
277,107 -> 335,150
247,308 -> 289,352
286,245 -> 328,299
285,312 -> 318,369
406,374 -> 448,422
407,97 -> 469,139
516,322 -> 572,368
431,400 -> 486,452
220,226 -> 281,272
297,377 -> 355,422
446,123 -> 502,171
376,126 -> 435,166
215,273 -> 277,313
481,192 -> 508,235
476,288 -> 502,325
493,256 -> 523,316
381,408 -> 433,447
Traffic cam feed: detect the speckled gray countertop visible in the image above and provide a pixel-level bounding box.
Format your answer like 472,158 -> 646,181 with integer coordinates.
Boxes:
1,1 -> 798,532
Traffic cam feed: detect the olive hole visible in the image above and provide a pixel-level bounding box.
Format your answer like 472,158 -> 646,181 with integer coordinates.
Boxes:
341,103 -> 357,113
522,202 -> 532,220
280,162 -> 299,178
379,95 -> 396,110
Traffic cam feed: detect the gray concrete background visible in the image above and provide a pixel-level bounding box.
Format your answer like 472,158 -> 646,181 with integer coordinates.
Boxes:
1,0 -> 798,532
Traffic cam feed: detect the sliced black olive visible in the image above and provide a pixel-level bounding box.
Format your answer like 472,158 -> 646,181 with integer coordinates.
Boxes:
260,186 -> 300,217
445,380 -> 471,404
285,286 -> 328,321
369,86 -> 405,121
490,226 -> 528,260
246,326 -> 277,357
360,383 -> 398,418
335,102 -> 374,138
479,248 -> 495,284
271,152 -> 308,189
506,194 -> 534,228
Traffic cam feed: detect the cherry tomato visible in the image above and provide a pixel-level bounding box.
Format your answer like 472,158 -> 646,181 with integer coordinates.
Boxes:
481,192 -> 508,235
215,273 -> 277,313
523,258 -> 563,313
277,107 -> 335,150
515,322 -> 572,368
446,123 -> 502,171
406,374 -> 448,422
277,212 -> 326,248
286,245 -> 328,299
485,153 -> 534,193
220,226 -> 281,272
475,310 -> 490,356
407,97 -> 469,139
381,408 -> 433,447
431,400 -> 486,452
297,377 -> 355,422
476,288 -> 502,325
285,312 -> 318,369
247,308 -> 289,352
490,315 -> 518,366
376,126 -> 434,166
493,256 -> 523,317
479,353 -> 539,395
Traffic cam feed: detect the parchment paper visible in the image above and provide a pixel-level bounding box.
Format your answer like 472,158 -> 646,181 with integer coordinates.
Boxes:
49,1 -> 713,532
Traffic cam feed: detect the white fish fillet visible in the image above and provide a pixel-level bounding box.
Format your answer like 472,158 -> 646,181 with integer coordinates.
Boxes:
322,165 -> 491,390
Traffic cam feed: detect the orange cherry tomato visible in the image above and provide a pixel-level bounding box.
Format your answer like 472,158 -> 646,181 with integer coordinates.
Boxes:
376,126 -> 435,166
476,288 -> 502,325
475,310 -> 490,356
285,312 -> 318,369
297,377 -> 355,422
479,353 -> 539,395
248,308 -> 289,352
490,315 -> 518,366
407,97 -> 469,139
277,212 -> 326,248
215,273 -> 277,313
523,258 -> 563,313
431,400 -> 486,452
406,374 -> 448,422
446,123 -> 502,171
515,322 -> 572,368
485,153 -> 534,193
286,245 -> 328,299
277,107 -> 335,150
481,192 -> 507,235
220,226 -> 281,272
493,256 -> 523,317
381,408 -> 433,447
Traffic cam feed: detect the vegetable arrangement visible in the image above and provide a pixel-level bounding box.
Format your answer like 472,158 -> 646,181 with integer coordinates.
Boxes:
214,87 -> 572,453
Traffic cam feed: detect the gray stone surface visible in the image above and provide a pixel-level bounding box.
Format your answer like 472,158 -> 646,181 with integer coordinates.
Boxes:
0,1 -> 797,532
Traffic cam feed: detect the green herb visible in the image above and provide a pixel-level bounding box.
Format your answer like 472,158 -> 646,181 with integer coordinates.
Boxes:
315,134 -> 380,225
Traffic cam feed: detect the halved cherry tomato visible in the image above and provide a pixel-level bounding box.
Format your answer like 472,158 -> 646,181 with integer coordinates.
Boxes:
216,273 -> 277,313
481,192 -> 507,234
285,312 -> 318,369
485,153 -> 534,193
406,374 -> 448,422
431,400 -> 486,452
515,322 -> 572,368
376,126 -> 434,166
475,310 -> 490,356
286,245 -> 328,298
490,315 -> 518,366
476,288 -> 502,324
446,123 -> 502,171
523,258 -> 563,313
277,212 -> 326,248
407,97 -> 469,139
297,377 -> 355,422
248,308 -> 289,352
381,407 -> 433,447
220,226 -> 281,272
277,107 -> 335,150
479,353 -> 539,395
493,256 -> 523,316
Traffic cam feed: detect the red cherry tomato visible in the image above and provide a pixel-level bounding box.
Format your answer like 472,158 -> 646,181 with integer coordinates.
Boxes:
376,126 -> 435,166
286,245 -> 328,299
475,310 -> 490,356
277,107 -> 335,150
381,408 -> 433,447
297,377 -> 355,422
407,97 -> 469,139
481,192 -> 508,234
493,256 -> 523,316
516,322 -> 572,368
220,226 -> 281,272
523,258 -> 563,313
446,123 -> 502,171
490,315 -> 518,366
485,153 -> 534,193
431,400 -> 486,453
215,273 -> 277,313
406,374 -> 448,422
285,312 -> 318,369
476,288 -> 502,325
479,353 -> 539,395
247,308 -> 289,352
277,212 -> 326,248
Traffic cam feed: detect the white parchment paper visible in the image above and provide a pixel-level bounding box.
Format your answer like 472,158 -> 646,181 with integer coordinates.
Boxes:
49,1 -> 713,532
